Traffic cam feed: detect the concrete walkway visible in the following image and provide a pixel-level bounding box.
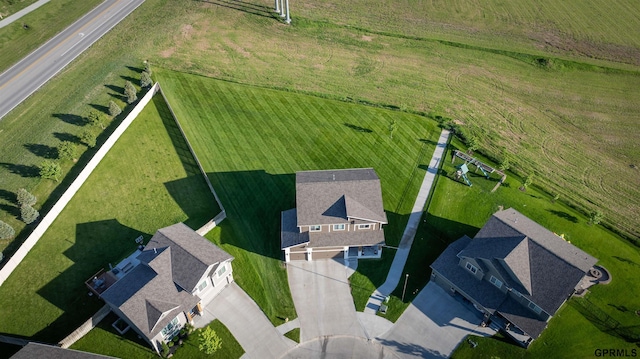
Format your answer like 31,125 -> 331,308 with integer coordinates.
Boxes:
0,0 -> 50,29
379,282 -> 495,358
364,129 -> 450,314
203,282 -> 294,358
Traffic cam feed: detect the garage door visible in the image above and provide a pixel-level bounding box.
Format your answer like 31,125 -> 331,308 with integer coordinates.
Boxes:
312,250 -> 344,260
289,251 -> 306,261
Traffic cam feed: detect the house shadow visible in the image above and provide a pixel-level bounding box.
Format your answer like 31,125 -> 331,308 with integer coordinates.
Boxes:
204,170 -> 295,260
52,113 -> 87,126
34,219 -> 147,343
547,209 -> 578,223
196,0 -> 280,19
24,143 -> 58,160
164,176 -> 222,230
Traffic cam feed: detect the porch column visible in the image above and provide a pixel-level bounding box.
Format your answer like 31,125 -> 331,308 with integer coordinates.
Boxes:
274,0 -> 280,13
343,246 -> 349,259
306,247 -> 312,261
279,0 -> 285,17
284,248 -> 290,263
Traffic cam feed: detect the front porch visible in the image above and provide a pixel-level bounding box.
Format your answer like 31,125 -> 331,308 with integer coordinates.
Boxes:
347,245 -> 381,259
489,314 -> 533,347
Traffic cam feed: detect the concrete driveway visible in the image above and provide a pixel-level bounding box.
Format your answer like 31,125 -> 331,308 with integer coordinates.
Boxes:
379,282 -> 495,358
287,260 -> 366,341
281,335 -> 399,359
204,283 -> 295,359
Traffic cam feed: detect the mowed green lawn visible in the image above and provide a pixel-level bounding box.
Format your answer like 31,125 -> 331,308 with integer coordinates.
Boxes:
409,139 -> 640,358
156,69 -> 440,325
72,315 -> 243,359
0,95 -> 220,342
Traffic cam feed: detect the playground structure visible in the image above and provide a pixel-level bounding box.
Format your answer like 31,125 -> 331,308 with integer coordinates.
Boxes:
451,150 -> 507,192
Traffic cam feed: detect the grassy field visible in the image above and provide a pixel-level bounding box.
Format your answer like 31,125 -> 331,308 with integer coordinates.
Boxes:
0,0 -> 102,71
0,94 -> 219,342
293,0 -> 640,67
156,69 -> 440,325
0,0 -> 37,18
1,0 -> 638,259
72,316 -> 244,359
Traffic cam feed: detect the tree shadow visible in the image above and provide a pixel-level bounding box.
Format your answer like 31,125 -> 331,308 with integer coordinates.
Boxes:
126,65 -> 144,74
547,209 -> 578,223
53,132 -> 82,145
120,75 -> 138,84
419,138 -> 437,146
24,143 -> 58,160
612,256 -> 640,268
0,162 -> 39,178
105,84 -> 124,94
89,103 -> 110,115
196,0 -> 280,19
343,123 -> 373,133
376,338 -> 447,358
108,92 -> 127,102
0,189 -> 17,204
52,113 -> 87,126
0,203 -> 19,217
34,219 -> 147,343
608,304 -> 630,313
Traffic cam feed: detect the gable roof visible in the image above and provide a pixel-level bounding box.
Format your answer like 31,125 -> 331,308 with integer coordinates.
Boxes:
101,223 -> 233,340
11,342 -> 116,359
144,223 -> 234,292
432,208 -> 599,338
295,169 -> 387,226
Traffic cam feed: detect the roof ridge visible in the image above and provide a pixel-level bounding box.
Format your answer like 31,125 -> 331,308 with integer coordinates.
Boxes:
157,227 -> 208,268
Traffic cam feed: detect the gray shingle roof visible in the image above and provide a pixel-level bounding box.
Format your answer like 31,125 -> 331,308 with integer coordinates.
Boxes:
431,236 -> 506,313
497,296 -> 548,339
281,209 -> 309,249
432,208 -> 598,333
10,342 -> 116,359
144,223 -> 233,292
101,223 -> 232,341
308,228 -> 385,248
101,250 -> 199,340
295,169 -> 387,226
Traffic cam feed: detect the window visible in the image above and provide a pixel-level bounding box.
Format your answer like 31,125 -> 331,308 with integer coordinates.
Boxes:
465,262 -> 478,274
512,289 -> 522,297
357,224 -> 371,230
217,265 -> 227,277
309,225 -> 321,232
489,275 -> 503,289
161,317 -> 180,339
528,301 -> 543,314
333,224 -> 345,231
197,279 -> 208,292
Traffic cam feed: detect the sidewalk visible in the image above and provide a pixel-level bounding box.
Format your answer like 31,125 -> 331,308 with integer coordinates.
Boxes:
364,129 -> 450,314
0,0 -> 50,29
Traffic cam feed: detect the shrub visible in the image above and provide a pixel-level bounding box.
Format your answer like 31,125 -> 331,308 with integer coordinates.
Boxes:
108,100 -> 122,117
199,326 -> 222,354
124,81 -> 137,104
81,130 -> 97,148
21,204 -> 39,224
16,188 -> 36,206
87,111 -> 107,129
58,141 -> 79,161
141,71 -> 152,88
39,160 -> 62,182
589,210 -> 603,225
0,221 -> 15,240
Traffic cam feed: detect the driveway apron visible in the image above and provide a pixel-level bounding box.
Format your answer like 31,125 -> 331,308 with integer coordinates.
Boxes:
287,260 -> 366,341
379,282 -> 494,358
207,283 -> 294,358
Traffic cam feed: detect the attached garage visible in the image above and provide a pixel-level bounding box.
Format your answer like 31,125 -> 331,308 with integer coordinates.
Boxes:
311,249 -> 344,260
289,251 -> 307,261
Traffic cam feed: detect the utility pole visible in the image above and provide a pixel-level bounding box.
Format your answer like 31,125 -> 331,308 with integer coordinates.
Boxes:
285,0 -> 291,24
401,273 -> 409,302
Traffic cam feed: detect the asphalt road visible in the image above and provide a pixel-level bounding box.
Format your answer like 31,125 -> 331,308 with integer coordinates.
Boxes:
0,0 -> 145,120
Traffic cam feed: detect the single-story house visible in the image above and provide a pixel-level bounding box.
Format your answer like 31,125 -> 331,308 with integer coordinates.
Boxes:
281,168 -> 388,262
430,208 -> 598,347
89,223 -> 234,354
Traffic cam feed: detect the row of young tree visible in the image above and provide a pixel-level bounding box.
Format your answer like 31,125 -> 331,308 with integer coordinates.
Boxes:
0,65 -> 154,243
